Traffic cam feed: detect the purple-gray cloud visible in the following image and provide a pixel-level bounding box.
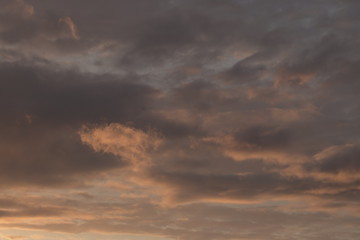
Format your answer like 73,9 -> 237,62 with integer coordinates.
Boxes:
1,0 -> 360,239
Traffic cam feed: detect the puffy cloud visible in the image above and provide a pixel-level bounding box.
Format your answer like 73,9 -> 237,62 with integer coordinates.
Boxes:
79,123 -> 162,168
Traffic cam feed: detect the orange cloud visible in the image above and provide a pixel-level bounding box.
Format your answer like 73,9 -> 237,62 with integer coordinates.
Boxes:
0,0 -> 34,18
79,123 -> 162,169
58,17 -> 80,40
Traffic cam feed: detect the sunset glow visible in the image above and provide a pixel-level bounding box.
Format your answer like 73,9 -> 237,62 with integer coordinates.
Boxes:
1,0 -> 360,239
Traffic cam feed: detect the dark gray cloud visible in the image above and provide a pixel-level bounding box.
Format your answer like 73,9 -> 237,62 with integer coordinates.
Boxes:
308,144 -> 360,174
0,63 -> 157,125
0,62 -> 157,186
234,126 -> 292,151
1,0 -> 360,239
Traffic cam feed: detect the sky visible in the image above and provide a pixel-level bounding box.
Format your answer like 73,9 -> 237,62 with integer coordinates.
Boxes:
0,0 -> 360,239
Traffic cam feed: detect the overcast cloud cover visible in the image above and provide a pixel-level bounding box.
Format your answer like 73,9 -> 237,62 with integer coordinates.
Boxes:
1,0 -> 360,239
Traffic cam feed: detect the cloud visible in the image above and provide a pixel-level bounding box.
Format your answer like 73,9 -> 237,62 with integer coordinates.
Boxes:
288,144 -> 360,184
79,123 -> 162,168
313,144 -> 360,173
58,17 -> 79,40
0,62 -> 160,186
0,0 -> 34,19
0,0 -> 84,61
1,0 -> 360,239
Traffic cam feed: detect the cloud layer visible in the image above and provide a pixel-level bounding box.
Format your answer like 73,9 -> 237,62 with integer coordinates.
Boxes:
1,0 -> 360,239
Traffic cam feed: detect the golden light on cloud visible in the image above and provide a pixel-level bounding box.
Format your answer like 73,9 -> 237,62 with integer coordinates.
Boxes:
58,17 -> 80,40
1,0 -> 360,239
79,123 -> 162,168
